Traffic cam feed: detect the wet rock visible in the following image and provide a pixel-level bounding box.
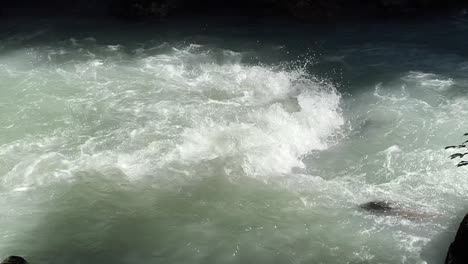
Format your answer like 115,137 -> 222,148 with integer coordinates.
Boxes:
446,213 -> 468,264
0,256 -> 27,264
359,200 -> 433,219
360,200 -> 395,213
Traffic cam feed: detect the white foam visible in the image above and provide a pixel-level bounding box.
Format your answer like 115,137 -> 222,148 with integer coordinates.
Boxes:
176,72 -> 343,177
0,43 -> 344,187
404,71 -> 455,90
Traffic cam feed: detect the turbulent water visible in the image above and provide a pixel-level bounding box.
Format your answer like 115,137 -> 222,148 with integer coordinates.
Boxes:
1,17 -> 468,264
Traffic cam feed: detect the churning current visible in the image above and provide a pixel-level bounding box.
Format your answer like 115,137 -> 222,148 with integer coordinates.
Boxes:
0,18 -> 468,264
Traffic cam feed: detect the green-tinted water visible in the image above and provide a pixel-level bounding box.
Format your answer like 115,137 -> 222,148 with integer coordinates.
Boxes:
1,18 -> 468,263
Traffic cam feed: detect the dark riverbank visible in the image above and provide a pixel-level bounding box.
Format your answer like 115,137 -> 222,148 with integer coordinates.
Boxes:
1,0 -> 467,20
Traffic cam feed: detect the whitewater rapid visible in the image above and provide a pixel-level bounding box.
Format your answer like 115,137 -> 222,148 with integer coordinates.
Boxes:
0,40 -> 343,187
0,18 -> 468,264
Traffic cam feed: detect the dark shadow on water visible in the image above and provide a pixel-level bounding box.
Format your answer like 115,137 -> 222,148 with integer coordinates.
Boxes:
10,171 -> 310,264
15,175 -> 179,264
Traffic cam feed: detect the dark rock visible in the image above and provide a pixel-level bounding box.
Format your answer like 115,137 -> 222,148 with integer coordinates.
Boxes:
360,200 -> 395,213
0,256 -> 28,264
445,213 -> 468,264
359,200 -> 433,219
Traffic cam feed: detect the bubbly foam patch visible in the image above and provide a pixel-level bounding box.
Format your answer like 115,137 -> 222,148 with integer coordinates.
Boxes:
175,69 -> 343,177
404,71 -> 455,91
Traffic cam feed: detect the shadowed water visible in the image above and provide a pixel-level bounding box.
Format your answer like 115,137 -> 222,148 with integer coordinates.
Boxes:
1,17 -> 468,264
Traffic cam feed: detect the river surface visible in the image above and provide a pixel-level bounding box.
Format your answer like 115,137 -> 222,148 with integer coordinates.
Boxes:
1,17 -> 468,264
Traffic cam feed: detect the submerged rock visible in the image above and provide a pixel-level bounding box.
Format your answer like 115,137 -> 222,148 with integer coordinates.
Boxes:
0,256 -> 27,264
359,200 -> 433,219
360,200 -> 394,213
446,214 -> 468,264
